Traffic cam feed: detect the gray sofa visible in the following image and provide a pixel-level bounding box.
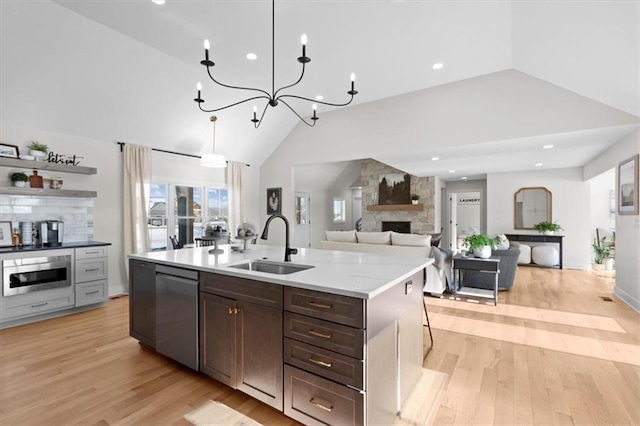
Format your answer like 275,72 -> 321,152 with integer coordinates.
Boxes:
461,242 -> 521,290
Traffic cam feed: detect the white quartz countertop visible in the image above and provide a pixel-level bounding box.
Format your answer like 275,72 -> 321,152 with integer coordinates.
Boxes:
129,245 -> 433,299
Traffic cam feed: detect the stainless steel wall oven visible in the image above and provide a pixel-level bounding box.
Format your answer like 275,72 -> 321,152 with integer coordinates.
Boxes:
2,255 -> 72,297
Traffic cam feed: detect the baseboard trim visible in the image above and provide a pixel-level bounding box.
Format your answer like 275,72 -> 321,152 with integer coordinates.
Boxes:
614,286 -> 640,313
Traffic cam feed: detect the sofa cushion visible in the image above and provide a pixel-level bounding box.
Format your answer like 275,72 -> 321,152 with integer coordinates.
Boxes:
356,231 -> 391,245
391,232 -> 432,247
326,230 -> 357,243
496,234 -> 509,250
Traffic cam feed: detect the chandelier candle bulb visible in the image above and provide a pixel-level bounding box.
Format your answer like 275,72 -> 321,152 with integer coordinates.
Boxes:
301,34 -> 307,57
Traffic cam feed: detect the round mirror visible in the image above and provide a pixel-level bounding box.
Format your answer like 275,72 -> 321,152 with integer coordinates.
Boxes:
514,187 -> 552,229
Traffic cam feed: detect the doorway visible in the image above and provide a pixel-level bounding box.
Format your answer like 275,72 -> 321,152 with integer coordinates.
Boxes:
293,192 -> 311,248
442,181 -> 486,250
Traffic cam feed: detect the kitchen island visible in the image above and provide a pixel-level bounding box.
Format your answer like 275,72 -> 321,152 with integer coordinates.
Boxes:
129,245 -> 433,426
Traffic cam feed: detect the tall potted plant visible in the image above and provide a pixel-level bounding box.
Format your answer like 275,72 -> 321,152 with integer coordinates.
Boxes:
463,234 -> 500,259
533,221 -> 563,235
592,237 -> 611,271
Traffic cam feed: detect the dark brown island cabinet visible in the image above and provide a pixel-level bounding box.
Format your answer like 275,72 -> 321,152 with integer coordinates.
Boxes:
129,258 -> 425,426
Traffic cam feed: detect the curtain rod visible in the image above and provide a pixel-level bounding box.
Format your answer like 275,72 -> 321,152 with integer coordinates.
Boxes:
116,142 -> 249,167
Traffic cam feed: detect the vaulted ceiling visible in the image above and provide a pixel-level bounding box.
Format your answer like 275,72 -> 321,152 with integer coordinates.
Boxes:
1,0 -> 637,177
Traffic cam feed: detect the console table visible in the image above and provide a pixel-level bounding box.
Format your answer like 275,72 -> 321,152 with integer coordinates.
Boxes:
505,233 -> 564,269
452,255 -> 500,305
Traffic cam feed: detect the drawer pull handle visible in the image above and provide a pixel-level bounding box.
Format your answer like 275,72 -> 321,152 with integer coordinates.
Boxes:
308,329 -> 332,339
309,398 -> 333,412
85,251 -> 100,254
308,357 -> 332,368
308,301 -> 332,309
31,302 -> 48,308
85,268 -> 100,272
85,290 -> 100,295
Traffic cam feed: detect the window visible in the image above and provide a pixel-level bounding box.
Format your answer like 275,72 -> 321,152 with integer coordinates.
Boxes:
147,183 -> 228,250
333,198 -> 346,223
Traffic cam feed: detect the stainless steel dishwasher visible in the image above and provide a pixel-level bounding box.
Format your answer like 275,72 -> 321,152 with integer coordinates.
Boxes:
155,265 -> 199,370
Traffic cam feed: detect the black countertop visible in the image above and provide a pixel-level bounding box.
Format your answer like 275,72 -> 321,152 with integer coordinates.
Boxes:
0,241 -> 111,255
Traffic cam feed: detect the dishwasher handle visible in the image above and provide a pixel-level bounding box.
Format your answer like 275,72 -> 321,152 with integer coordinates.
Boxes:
156,264 -> 199,281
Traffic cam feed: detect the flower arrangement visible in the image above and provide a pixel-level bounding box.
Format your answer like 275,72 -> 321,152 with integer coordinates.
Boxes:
463,234 -> 500,252
27,141 -> 49,153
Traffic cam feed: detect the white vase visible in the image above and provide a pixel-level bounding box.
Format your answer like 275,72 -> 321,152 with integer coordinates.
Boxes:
29,150 -> 46,161
473,246 -> 492,258
543,230 -> 554,235
603,258 -> 614,271
411,200 -> 418,205
13,181 -> 26,188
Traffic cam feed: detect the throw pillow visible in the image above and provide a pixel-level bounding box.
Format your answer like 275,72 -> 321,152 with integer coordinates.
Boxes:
391,232 -> 432,247
356,231 -> 391,245
326,230 -> 357,243
496,234 -> 510,250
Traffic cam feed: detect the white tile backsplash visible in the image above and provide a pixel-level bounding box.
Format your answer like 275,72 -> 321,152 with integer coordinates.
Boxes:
0,195 -> 95,242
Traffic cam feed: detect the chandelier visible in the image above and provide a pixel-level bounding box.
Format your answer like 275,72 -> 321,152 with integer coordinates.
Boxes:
200,115 -> 227,168
193,0 -> 358,128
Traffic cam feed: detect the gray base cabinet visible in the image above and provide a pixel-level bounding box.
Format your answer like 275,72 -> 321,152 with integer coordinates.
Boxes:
129,259 -> 156,347
199,273 -> 283,410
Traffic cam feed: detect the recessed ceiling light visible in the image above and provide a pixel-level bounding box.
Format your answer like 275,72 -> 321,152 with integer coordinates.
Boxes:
543,144 -> 554,149
432,63 -> 443,70
431,157 -> 439,161
151,0 -> 165,4
246,53 -> 257,60
535,163 -> 543,167
461,176 -> 468,180
449,170 -> 455,173
315,95 -> 324,100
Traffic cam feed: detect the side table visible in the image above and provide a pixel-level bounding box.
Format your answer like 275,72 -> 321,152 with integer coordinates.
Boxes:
452,254 -> 501,305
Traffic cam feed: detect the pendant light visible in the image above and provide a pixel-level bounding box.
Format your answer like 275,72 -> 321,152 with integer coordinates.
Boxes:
200,115 -> 227,168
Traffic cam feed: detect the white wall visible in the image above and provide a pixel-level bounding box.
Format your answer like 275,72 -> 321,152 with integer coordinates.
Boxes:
584,130 -> 640,312
0,123 -> 260,296
487,168 -> 591,270
588,168 -> 616,248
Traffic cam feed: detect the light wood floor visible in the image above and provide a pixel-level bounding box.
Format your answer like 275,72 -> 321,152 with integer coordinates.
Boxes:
0,268 -> 638,425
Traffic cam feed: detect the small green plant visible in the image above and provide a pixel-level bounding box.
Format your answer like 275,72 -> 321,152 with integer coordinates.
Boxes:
463,234 -> 500,252
592,237 -> 611,264
10,172 -> 28,182
533,221 -> 562,233
411,193 -> 420,201
27,141 -> 49,153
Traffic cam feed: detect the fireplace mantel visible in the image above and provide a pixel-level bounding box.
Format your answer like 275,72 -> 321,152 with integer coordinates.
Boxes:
367,204 -> 423,212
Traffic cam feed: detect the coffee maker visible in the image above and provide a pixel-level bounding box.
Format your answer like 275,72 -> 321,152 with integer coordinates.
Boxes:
39,220 -> 64,246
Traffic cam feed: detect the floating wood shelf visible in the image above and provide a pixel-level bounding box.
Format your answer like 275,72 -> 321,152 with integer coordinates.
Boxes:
367,203 -> 424,211
0,157 -> 97,175
0,187 -> 97,198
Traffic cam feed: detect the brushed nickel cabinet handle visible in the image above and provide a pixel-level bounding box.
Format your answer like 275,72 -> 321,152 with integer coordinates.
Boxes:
85,290 -> 100,295
31,302 -> 48,308
308,301 -> 332,309
309,398 -> 333,412
85,268 -> 100,272
308,329 -> 332,339
85,251 -> 100,254
308,357 -> 332,368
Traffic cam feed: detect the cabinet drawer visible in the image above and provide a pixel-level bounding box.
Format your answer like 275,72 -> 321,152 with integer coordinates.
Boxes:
1,294 -> 74,320
75,258 -> 108,283
284,312 -> 364,359
284,365 -> 364,426
284,338 -> 364,390
75,246 -> 108,259
285,287 -> 365,328
201,272 -> 282,309
75,280 -> 107,307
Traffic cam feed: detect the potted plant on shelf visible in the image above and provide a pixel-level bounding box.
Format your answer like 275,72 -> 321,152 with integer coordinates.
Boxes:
463,233 -> 500,259
592,237 -> 611,271
10,172 -> 29,187
411,194 -> 420,205
533,221 -> 563,235
27,141 -> 49,161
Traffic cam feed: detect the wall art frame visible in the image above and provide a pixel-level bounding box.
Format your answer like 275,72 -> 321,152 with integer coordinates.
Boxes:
0,144 -> 20,158
267,187 -> 282,215
618,153 -> 639,215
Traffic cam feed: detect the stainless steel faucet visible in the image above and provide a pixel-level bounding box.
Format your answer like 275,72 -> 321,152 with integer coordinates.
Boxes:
260,214 -> 298,262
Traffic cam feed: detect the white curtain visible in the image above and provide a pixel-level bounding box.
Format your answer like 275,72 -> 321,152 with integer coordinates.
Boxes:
123,144 -> 152,276
227,161 -> 246,235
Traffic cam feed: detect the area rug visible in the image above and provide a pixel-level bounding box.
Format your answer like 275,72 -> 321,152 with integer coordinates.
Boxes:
183,400 -> 262,426
184,368 -> 448,426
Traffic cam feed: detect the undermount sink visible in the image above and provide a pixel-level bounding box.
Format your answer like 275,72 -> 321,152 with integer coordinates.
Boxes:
229,260 -> 314,275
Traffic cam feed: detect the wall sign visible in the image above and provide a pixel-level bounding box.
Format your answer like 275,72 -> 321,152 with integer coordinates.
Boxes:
47,152 -> 84,166
458,197 -> 480,205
